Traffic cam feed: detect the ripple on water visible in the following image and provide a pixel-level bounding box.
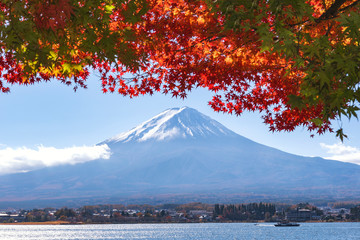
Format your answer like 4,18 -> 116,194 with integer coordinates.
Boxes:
0,222 -> 359,240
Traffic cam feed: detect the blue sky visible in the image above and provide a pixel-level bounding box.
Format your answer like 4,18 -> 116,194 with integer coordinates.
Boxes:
0,74 -> 359,174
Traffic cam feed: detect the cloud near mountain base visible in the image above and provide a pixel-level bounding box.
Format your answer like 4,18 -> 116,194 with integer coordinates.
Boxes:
0,144 -> 111,175
320,143 -> 360,165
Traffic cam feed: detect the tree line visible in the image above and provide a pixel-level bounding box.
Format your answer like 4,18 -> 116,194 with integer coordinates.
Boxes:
5,202 -> 360,223
214,202 -> 277,221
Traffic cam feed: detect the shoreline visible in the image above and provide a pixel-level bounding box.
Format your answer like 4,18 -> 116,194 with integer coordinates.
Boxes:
0,220 -> 358,225
0,221 -> 75,225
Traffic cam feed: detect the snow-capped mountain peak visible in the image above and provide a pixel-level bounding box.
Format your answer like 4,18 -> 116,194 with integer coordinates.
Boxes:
105,107 -> 237,143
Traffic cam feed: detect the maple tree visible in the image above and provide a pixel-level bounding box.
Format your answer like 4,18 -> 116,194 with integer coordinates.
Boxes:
0,0 -> 148,90
1,0 -> 359,139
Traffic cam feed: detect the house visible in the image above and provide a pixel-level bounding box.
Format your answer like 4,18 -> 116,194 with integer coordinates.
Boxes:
0,213 -> 25,222
286,209 -> 312,222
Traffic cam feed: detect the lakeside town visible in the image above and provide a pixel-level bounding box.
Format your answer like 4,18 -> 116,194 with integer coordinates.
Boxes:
1,202 -> 360,224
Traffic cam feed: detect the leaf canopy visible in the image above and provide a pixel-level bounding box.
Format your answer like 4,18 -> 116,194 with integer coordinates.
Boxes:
1,0 -> 359,139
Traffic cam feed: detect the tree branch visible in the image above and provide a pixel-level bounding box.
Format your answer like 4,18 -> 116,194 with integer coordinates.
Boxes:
317,0 -> 354,21
338,0 -> 360,12
319,0 -> 347,19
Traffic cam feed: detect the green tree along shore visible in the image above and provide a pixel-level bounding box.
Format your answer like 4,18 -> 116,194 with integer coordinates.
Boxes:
1,202 -> 360,224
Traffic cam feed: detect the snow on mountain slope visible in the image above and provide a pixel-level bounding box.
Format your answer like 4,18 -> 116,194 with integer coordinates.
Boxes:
104,107 -> 237,143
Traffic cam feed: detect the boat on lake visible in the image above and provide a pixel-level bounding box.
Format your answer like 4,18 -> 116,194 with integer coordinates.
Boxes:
274,221 -> 300,227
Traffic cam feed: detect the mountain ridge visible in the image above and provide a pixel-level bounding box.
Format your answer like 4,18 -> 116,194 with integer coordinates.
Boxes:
0,107 -> 360,208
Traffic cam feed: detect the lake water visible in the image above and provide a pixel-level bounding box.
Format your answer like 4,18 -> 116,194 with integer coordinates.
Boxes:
0,222 -> 359,240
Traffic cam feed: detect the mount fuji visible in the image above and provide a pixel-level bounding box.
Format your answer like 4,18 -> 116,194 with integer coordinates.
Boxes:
103,107 -> 238,143
1,107 -> 360,208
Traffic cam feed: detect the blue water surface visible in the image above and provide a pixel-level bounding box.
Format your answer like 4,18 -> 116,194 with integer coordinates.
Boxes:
0,222 -> 359,240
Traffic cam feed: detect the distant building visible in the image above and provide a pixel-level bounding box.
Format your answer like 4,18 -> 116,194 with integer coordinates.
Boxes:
0,213 -> 25,222
286,209 -> 312,222
189,210 -> 211,216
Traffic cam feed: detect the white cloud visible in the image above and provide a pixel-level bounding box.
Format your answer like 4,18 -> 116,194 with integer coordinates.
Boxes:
0,144 -> 111,175
320,143 -> 360,165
